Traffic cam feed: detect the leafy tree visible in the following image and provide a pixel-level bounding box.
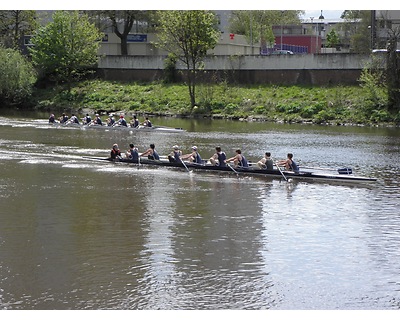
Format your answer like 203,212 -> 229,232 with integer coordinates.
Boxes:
340,10 -> 371,53
229,11 -> 303,48
155,10 -> 219,109
0,10 -> 38,49
0,46 -> 37,105
29,11 -> 102,92
326,29 -> 340,48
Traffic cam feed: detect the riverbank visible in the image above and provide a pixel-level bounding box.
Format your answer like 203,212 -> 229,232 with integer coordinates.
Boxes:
29,79 -> 399,126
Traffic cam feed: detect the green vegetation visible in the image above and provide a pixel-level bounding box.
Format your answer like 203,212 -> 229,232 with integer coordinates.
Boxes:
29,11 -> 102,92
0,46 -> 37,105
30,79 -> 399,126
155,11 -> 220,108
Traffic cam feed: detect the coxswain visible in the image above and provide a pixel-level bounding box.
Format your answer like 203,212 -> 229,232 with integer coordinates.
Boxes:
226,149 -> 249,168
110,144 -> 122,161
209,146 -> 226,167
49,114 -> 56,123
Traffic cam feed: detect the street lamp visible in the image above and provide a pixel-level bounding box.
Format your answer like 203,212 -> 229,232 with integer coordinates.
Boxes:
281,10 -> 285,50
318,10 -> 325,53
310,17 -> 314,53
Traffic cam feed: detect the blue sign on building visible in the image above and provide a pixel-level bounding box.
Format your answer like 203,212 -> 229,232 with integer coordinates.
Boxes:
127,34 -> 147,42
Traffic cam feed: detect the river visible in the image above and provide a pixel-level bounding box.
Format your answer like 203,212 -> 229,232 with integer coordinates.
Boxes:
0,111 -> 399,311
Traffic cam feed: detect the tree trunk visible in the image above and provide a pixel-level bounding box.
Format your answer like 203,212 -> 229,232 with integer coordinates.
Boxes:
120,35 -> 128,56
387,36 -> 400,113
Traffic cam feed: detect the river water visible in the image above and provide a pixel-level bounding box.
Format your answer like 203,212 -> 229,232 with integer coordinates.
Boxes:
0,111 -> 399,311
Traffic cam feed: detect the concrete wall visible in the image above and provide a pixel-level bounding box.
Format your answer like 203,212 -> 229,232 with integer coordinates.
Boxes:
98,53 -> 371,85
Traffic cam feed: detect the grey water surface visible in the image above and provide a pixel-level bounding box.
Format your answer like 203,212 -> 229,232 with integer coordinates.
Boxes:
0,111 -> 399,310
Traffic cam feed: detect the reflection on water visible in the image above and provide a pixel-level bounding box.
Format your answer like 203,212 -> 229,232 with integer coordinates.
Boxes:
0,113 -> 400,310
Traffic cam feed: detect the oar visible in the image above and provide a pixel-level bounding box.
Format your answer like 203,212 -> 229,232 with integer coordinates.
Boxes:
300,165 -> 352,174
227,163 -> 239,175
274,162 -> 288,182
180,158 -> 191,173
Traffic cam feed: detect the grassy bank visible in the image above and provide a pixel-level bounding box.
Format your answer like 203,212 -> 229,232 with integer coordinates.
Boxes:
31,79 -> 399,126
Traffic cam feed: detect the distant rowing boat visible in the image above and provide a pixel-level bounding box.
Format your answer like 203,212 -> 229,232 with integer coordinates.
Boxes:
48,122 -> 186,133
85,156 -> 377,184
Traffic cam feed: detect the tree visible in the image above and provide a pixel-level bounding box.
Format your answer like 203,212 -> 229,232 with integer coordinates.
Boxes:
340,10 -> 371,53
326,29 -> 340,48
0,46 -> 37,105
229,11 -> 303,49
29,11 -> 102,91
0,10 -> 38,50
107,10 -> 139,56
155,10 -> 219,109
386,30 -> 400,113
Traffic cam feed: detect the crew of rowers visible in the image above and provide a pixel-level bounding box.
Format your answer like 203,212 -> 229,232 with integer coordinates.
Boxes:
49,113 -> 152,128
110,143 -> 299,173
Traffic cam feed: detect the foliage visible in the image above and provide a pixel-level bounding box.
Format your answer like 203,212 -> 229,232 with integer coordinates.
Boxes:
339,10 -> 372,53
358,60 -> 387,110
229,11 -> 303,47
0,10 -> 38,49
29,11 -> 102,91
0,46 -> 37,105
30,80 -> 399,125
326,29 -> 340,48
155,10 -> 220,108
163,53 -> 178,83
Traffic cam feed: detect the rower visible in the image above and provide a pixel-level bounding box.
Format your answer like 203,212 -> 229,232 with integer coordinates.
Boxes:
140,143 -> 160,160
209,146 -> 226,167
107,115 -> 115,126
82,113 -> 92,125
131,115 -> 140,128
226,149 -> 248,168
257,152 -> 274,170
126,143 -> 139,162
91,114 -> 102,126
168,145 -> 182,163
114,115 -> 127,127
277,153 -> 299,173
142,117 -> 152,127
59,113 -> 69,123
181,146 -> 202,164
67,114 -> 79,124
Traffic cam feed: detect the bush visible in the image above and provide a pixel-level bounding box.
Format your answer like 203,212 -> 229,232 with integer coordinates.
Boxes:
0,46 -> 37,105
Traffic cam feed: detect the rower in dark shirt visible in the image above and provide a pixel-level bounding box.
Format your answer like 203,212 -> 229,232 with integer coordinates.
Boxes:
126,143 -> 139,162
209,146 -> 226,167
140,143 -> 159,160
226,149 -> 248,168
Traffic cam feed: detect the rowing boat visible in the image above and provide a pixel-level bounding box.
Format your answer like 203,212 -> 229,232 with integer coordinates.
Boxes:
48,122 -> 186,133
86,156 -> 377,184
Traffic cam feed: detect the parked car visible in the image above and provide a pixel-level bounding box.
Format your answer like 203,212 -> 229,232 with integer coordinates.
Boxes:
271,50 -> 294,55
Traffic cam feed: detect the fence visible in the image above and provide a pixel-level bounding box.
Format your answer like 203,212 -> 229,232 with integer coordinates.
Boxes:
261,44 -> 308,55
